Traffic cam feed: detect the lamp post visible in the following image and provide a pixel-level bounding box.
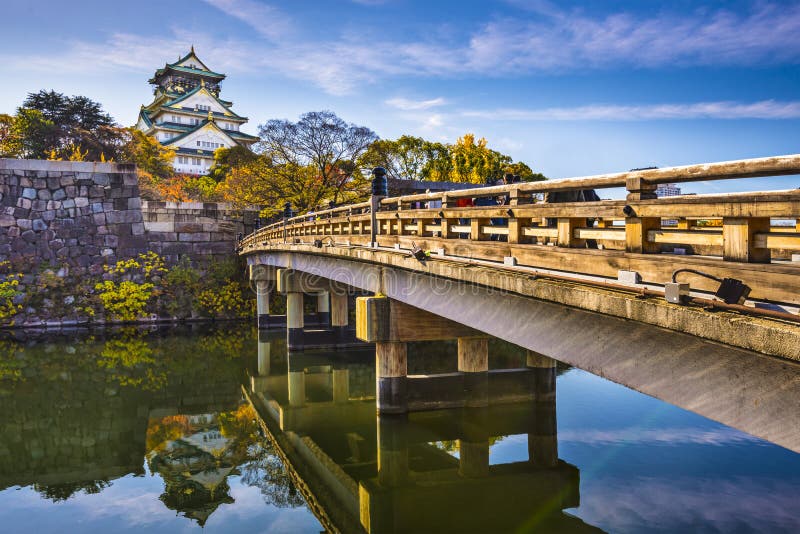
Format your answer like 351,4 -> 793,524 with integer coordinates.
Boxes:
370,167 -> 387,246
283,202 -> 292,243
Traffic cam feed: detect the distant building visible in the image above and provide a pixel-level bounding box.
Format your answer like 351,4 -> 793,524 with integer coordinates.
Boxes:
656,183 -> 682,197
136,47 -> 258,175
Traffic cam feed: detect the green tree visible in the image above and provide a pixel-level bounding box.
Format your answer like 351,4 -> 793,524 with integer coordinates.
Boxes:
12,90 -> 122,160
207,145 -> 257,182
0,114 -> 21,157
358,135 -> 430,181
256,111 -> 378,206
122,128 -> 175,180
11,108 -> 55,159
503,161 -> 547,182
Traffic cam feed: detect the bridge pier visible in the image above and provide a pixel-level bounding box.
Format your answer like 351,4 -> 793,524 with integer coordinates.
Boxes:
458,337 -> 489,408
287,353 -> 306,407
249,265 -> 284,329
377,342 -> 408,414
316,291 -> 331,327
358,295 -> 480,414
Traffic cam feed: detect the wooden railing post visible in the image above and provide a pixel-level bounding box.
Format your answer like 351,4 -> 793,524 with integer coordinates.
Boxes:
625,217 -> 661,253
557,218 -> 584,247
723,217 -> 771,263
626,176 -> 660,253
370,167 -> 387,246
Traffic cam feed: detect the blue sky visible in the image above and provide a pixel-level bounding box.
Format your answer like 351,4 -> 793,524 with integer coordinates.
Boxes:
1,0 -> 799,193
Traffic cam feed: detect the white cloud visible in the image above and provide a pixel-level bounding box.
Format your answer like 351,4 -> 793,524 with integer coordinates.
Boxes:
3,2 -> 800,96
385,97 -> 447,110
468,3 -> 800,72
200,0 -> 293,41
460,100 -> 800,121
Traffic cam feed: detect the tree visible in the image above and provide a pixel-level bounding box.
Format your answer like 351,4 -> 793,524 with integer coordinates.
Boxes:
0,114 -> 21,157
447,134 -> 512,184
503,161 -> 547,182
9,108 -> 54,159
11,90 -> 123,160
358,135 -> 430,181
122,129 -> 175,180
207,145 -> 257,183
256,111 -> 378,206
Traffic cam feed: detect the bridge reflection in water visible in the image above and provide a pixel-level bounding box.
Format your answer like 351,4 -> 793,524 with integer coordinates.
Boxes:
247,331 -> 603,533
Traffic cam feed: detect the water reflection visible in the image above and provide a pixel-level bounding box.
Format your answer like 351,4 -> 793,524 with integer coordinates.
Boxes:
1,326 -> 799,533
0,326 -> 319,533
248,333 -> 601,533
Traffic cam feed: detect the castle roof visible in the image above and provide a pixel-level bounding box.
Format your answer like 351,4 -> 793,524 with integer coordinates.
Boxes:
148,47 -> 226,84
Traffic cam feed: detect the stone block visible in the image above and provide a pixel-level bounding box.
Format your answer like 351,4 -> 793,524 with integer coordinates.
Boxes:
131,222 -> 145,235
178,232 -> 211,242
93,174 -> 110,186
127,197 -> 141,210
175,222 -> 203,233
17,219 -> 31,230
0,214 -> 14,227
60,176 -> 74,186
74,197 -> 89,208
143,221 -> 174,233
52,188 -> 66,201
37,189 -> 51,201
16,197 -> 31,209
13,207 -> 29,219
105,210 -> 142,224
62,198 -> 75,209
31,200 -> 47,211
22,188 -> 36,199
92,213 -> 106,225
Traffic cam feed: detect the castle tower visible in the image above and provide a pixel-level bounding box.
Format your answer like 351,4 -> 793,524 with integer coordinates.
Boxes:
136,47 -> 258,175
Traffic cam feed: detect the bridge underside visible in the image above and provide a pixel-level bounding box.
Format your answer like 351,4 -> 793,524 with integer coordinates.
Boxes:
247,247 -> 800,453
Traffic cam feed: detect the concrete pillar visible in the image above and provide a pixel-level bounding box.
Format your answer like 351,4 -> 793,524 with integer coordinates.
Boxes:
529,400 -> 558,468
256,281 -> 271,329
331,292 -> 349,343
527,351 -> 558,467
527,350 -> 556,403
376,342 -> 408,414
286,292 -> 304,350
458,337 -> 489,407
458,440 -> 490,478
257,337 -> 271,375
377,415 -> 409,487
288,354 -> 306,407
316,291 -> 330,327
332,366 -> 350,403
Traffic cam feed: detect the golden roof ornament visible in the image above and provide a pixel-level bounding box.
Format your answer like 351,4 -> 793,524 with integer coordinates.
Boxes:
208,110 -> 213,122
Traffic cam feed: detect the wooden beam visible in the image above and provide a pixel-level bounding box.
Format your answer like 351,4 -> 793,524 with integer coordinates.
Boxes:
356,296 -> 481,342
723,217 -> 771,263
626,217 -> 661,253
648,229 -> 723,247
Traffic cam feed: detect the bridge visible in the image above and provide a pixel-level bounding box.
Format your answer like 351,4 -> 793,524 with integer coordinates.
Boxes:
239,154 -> 800,424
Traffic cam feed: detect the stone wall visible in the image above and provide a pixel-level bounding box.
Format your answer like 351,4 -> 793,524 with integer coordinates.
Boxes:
143,201 -> 260,264
0,159 -> 258,327
0,159 -> 144,274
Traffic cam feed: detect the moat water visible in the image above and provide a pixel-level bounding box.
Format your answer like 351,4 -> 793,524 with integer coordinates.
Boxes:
0,325 -> 798,533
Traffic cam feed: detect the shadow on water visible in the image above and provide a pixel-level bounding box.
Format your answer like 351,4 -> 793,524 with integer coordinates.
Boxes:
0,325 -> 799,532
0,325 -> 312,529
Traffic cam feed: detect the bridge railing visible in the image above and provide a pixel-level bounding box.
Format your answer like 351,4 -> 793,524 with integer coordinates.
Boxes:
240,154 -> 800,305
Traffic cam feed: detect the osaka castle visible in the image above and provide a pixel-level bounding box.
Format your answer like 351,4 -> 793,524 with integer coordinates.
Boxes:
136,47 -> 258,175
